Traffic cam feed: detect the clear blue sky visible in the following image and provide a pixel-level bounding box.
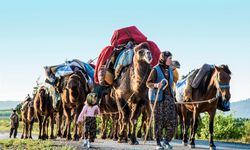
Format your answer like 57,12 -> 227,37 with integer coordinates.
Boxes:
0,0 -> 249,102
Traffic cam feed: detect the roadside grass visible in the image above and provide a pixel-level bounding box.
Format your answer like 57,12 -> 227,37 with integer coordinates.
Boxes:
0,118 -> 40,135
0,139 -> 73,150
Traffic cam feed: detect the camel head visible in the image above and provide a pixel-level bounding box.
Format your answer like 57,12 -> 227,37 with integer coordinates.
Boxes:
134,42 -> 152,64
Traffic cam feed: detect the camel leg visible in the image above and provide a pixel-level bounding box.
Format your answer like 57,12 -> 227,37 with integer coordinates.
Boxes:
129,104 -> 140,145
56,110 -> 62,137
29,120 -> 34,139
101,114 -> 108,139
111,114 -> 118,141
64,106 -> 72,140
50,113 -> 55,139
144,102 -> 153,140
137,113 -> 144,138
37,114 -> 43,139
73,106 -> 82,141
42,115 -> 49,140
117,99 -> 129,143
21,120 -> 25,139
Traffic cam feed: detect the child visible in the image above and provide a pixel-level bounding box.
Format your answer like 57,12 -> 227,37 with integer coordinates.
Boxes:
77,93 -> 100,148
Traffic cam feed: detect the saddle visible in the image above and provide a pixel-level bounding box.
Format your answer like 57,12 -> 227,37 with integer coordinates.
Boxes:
183,64 -> 213,101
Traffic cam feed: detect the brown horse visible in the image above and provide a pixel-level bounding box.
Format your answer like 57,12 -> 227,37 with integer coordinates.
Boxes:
61,70 -> 89,140
113,42 -> 152,144
21,98 -> 35,139
180,65 -> 231,150
34,87 -> 55,139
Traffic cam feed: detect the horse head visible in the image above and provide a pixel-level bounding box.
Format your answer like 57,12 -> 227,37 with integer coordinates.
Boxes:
134,42 -> 152,64
214,65 -> 231,101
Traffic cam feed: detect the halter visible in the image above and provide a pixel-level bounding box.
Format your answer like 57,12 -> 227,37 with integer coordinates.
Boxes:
215,72 -> 230,97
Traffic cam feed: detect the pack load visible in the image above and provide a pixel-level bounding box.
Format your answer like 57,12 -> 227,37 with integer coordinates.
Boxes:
44,59 -> 95,108
94,26 -> 161,86
176,64 -> 213,102
44,59 -> 94,87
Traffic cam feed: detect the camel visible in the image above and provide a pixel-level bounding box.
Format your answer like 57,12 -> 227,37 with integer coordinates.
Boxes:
34,86 -> 55,139
98,88 -> 119,140
113,42 -> 152,144
21,98 -> 35,139
61,70 -> 90,140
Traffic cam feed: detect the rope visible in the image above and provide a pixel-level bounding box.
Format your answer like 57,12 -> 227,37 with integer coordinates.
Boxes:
175,97 -> 218,104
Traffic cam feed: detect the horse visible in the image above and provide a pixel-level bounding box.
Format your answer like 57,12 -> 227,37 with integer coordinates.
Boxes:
180,65 -> 231,150
21,98 -> 35,139
34,86 -> 55,139
61,70 -> 89,140
113,42 -> 152,144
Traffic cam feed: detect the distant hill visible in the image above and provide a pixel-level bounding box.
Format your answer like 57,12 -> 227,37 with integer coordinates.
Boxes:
0,101 -> 21,110
227,98 -> 250,119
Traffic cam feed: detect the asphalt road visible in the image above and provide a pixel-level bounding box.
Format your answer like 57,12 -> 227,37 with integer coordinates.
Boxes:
1,132 -> 250,150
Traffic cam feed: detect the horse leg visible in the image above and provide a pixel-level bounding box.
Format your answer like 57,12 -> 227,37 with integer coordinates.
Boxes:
182,105 -> 188,146
179,113 -> 184,140
189,108 -> 199,148
208,110 -> 216,150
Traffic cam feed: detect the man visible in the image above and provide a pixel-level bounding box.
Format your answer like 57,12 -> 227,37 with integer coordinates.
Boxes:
146,51 -> 177,150
9,109 -> 19,138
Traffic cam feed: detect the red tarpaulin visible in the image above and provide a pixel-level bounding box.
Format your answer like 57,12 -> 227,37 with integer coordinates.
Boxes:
111,26 -> 147,47
94,26 -> 161,84
94,46 -> 114,84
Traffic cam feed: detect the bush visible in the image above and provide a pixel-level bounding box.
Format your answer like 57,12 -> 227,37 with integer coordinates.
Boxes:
197,112 -> 245,140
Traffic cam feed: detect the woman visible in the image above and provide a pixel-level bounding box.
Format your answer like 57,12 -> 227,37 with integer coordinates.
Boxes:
146,51 -> 177,150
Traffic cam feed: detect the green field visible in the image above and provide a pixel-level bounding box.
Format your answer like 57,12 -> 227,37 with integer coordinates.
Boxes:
0,110 -> 12,118
0,139 -> 73,150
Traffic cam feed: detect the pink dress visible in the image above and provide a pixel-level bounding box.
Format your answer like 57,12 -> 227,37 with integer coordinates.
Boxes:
77,105 -> 100,123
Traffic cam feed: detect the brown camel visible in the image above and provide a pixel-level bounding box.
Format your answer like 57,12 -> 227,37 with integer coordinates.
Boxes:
61,70 -> 89,140
113,42 -> 152,144
34,86 -> 55,139
98,88 -> 119,140
21,98 -> 35,139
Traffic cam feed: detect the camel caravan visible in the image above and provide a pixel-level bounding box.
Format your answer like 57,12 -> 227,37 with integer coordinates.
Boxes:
20,26 -> 231,150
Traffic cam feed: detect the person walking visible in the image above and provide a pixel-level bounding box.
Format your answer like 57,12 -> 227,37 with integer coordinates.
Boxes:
77,93 -> 100,148
9,109 -> 19,138
146,51 -> 177,150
